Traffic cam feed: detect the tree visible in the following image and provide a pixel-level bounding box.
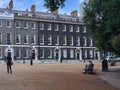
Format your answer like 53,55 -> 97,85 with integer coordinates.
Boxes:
44,0 -> 66,12
83,0 -> 120,55
112,34 -> 120,55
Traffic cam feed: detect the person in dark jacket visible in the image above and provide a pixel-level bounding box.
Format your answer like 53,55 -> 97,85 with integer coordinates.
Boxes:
6,53 -> 13,74
83,61 -> 94,74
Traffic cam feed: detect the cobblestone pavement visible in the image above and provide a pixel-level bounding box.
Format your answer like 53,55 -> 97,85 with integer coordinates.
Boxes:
0,62 -> 119,90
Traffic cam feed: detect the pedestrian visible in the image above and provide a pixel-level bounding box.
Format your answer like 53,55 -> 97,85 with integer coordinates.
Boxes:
6,53 -> 13,74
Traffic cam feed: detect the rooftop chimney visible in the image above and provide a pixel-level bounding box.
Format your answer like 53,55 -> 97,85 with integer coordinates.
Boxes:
52,9 -> 58,15
31,4 -> 36,13
71,10 -> 78,16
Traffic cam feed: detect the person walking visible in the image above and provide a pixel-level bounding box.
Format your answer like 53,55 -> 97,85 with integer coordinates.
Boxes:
6,53 -> 13,74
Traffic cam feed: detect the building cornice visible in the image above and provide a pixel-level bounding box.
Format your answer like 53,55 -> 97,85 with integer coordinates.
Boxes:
14,17 -> 84,25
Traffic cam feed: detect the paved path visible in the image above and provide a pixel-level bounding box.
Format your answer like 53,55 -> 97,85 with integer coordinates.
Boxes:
0,62 -> 119,90
97,66 -> 120,90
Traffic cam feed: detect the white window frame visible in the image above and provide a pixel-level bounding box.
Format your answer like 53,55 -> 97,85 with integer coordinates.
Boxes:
16,49 -> 21,58
83,36 -> 87,46
76,36 -> 80,46
0,33 -> 2,44
69,36 -> 73,45
24,22 -> 28,29
48,35 -> 52,45
63,25 -> 66,31
0,20 -> 2,27
48,49 -> 52,58
7,33 -> 11,44
70,49 -> 74,58
89,50 -> 93,58
63,35 -> 67,45
55,24 -> 58,31
63,49 -> 67,58
16,21 -> 20,28
24,35 -> 28,44
24,49 -> 28,58
84,49 -> 87,58
39,23 -> 44,30
40,49 -> 44,58
32,35 -> 36,44
32,22 -> 36,29
89,37 -> 93,46
40,34 -> 44,45
0,49 -> 2,58
47,23 -> 51,30
69,25 -> 73,32
6,20 -> 11,27
16,35 -> 21,44
83,26 -> 86,33
55,35 -> 59,45
76,26 -> 80,32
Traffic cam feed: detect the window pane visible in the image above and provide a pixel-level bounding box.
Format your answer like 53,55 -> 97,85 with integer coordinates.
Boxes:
0,20 -> 2,27
39,23 -> 44,30
40,49 -> 44,58
0,49 -> 2,57
63,35 -> 67,45
24,35 -> 28,44
47,23 -> 51,30
0,33 -> 2,44
24,22 -> 28,29
48,49 -> 52,58
55,24 -> 58,31
7,33 -> 11,44
69,36 -> 73,45
7,21 -> 11,27
16,35 -> 20,44
70,49 -> 74,58
40,34 -> 44,44
16,22 -> 20,28
16,49 -> 20,57
48,35 -> 52,45
32,23 -> 35,29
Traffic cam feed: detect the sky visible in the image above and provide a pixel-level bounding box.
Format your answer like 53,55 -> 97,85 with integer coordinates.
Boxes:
0,0 -> 84,15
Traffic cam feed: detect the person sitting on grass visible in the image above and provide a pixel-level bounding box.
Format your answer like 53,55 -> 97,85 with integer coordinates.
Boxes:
83,61 -> 94,74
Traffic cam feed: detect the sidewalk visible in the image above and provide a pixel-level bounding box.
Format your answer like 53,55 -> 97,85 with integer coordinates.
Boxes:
97,65 -> 120,89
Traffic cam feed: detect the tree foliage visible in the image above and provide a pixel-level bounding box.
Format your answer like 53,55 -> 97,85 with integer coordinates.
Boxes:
112,34 -> 120,55
83,0 -> 120,55
44,0 -> 66,12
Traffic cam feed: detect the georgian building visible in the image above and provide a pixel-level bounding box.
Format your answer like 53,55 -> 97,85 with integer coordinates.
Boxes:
0,0 -> 100,62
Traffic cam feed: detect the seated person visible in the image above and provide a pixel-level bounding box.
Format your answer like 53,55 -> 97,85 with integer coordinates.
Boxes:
83,61 -> 94,74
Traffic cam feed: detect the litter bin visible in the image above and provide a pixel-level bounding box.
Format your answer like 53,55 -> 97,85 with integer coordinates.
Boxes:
102,58 -> 108,71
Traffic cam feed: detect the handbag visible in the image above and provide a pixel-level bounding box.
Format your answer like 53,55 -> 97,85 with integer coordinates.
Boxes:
11,60 -> 13,65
